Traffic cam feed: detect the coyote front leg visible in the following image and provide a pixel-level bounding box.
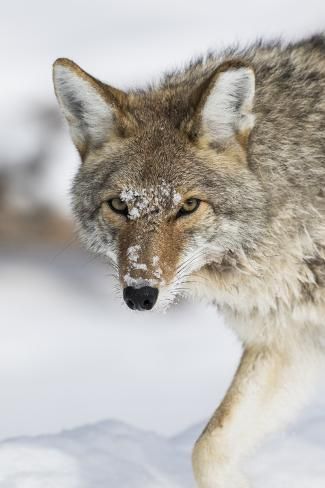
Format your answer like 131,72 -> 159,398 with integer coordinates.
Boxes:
192,343 -> 319,488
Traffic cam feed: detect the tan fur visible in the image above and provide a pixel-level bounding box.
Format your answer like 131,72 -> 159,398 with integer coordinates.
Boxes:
52,35 -> 325,487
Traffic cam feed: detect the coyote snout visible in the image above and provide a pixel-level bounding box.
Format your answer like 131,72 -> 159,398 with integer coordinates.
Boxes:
123,286 -> 159,311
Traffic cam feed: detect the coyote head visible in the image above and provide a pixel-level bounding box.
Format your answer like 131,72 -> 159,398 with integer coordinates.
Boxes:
53,58 -> 268,311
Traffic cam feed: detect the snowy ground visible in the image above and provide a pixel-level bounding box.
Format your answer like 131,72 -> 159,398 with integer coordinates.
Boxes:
1,406 -> 325,488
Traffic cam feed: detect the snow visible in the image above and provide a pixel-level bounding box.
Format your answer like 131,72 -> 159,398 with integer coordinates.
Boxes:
123,273 -> 156,288
120,181 -> 182,221
129,207 -> 141,220
1,406 -> 325,488
126,245 -> 148,271
133,263 -> 148,271
173,192 -> 182,206
152,256 -> 163,279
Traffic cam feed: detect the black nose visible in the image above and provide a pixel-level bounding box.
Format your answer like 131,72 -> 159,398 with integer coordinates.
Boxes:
123,286 -> 159,311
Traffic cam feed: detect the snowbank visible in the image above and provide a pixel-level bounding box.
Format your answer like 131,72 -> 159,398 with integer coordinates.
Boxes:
1,405 -> 325,488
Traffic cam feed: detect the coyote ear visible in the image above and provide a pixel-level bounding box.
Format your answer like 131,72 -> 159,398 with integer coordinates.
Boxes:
52,58 -> 126,155
190,61 -> 255,146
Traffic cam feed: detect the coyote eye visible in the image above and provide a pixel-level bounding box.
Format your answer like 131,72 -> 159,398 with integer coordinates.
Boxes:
107,198 -> 128,216
177,198 -> 200,217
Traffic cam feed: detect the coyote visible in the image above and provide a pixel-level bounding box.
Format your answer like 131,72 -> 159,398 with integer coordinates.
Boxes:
53,35 -> 325,487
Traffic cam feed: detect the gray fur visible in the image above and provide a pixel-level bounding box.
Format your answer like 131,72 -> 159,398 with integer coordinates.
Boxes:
53,35 -> 325,488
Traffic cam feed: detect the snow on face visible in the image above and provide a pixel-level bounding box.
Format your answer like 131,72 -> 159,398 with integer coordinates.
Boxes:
152,255 -> 162,279
121,181 -> 179,291
126,245 -> 147,271
123,248 -> 165,289
123,273 -> 157,288
124,244 -> 153,288
120,180 -> 181,221
127,245 -> 147,271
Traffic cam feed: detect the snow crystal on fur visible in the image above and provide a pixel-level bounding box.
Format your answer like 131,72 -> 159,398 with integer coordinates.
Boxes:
152,256 -> 163,279
120,180 -> 181,221
126,245 -> 148,271
123,274 -> 157,288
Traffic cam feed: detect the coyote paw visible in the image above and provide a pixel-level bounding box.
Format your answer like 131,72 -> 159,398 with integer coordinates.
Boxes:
192,437 -> 251,488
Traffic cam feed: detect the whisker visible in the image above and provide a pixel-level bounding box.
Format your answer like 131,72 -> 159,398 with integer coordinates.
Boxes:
49,236 -> 78,263
176,250 -> 206,275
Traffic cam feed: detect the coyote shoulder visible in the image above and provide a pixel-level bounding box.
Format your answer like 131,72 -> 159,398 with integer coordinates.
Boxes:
53,35 -> 325,487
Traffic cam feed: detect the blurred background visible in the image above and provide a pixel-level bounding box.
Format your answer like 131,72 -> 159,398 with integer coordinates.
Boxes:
1,0 -> 325,448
